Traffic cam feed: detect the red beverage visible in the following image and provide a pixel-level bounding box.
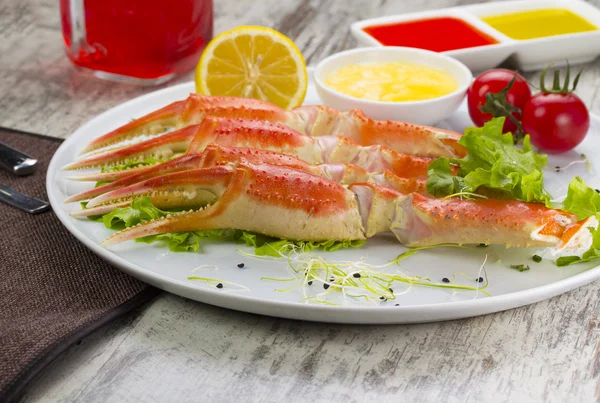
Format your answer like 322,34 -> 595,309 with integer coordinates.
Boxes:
60,0 -> 213,84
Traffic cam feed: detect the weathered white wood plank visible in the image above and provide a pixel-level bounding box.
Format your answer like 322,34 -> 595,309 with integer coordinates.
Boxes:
20,287 -> 600,403
1,0 -> 599,402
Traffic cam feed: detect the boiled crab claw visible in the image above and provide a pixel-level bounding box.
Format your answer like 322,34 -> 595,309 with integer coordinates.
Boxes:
79,94 -> 466,158
73,162 -> 583,249
68,145 -> 427,210
63,117 -> 436,182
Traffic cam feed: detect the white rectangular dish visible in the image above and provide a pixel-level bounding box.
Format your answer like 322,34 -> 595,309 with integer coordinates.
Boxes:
350,0 -> 600,72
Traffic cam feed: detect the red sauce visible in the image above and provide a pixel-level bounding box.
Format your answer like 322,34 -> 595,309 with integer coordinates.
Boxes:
363,17 -> 498,52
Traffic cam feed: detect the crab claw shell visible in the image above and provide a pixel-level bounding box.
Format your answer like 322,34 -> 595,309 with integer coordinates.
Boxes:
77,166 -> 234,217
66,117 -> 318,172
390,193 -> 578,248
80,99 -> 188,155
292,106 -> 466,158
350,183 -> 403,237
65,165 -> 154,182
101,163 -> 365,247
64,125 -> 199,171
70,201 -> 132,217
66,145 -> 323,204
80,94 -> 291,155
370,171 -> 428,195
65,152 -> 207,204
67,142 -> 431,207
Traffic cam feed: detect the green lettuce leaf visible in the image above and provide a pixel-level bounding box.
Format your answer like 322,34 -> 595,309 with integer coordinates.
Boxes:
102,197 -> 166,229
94,197 -> 364,255
560,176 -> 600,220
556,226 -> 600,266
137,229 -> 244,253
554,177 -> 600,267
426,118 -> 549,203
426,157 -> 466,197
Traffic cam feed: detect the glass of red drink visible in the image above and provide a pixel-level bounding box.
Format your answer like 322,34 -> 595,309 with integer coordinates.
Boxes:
60,0 -> 213,85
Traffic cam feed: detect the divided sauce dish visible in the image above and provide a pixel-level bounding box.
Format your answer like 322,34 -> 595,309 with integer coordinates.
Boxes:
351,0 -> 600,71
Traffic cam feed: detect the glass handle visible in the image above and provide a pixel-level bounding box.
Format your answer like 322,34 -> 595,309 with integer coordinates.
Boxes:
69,0 -> 90,54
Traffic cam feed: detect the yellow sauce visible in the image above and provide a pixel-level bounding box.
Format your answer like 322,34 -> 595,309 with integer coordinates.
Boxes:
482,8 -> 597,40
324,62 -> 459,102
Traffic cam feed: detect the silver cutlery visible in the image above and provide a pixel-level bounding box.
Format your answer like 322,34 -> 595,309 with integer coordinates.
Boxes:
0,142 -> 38,176
0,184 -> 50,214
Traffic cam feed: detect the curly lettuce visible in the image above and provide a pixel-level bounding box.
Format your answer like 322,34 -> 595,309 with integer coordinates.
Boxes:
554,177 -> 600,266
427,118 -> 549,203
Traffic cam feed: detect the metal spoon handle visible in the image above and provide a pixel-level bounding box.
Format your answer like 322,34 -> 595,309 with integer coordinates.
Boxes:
0,184 -> 50,214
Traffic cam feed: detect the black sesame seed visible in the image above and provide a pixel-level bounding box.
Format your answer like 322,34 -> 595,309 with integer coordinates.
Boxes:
352,273 -> 361,278
477,277 -> 484,283
323,283 -> 330,290
555,166 -> 561,169
216,283 -> 224,289
596,189 -> 600,194
237,263 -> 245,268
389,288 -> 394,293
442,277 -> 450,283
395,304 -> 400,306
330,276 -> 335,282
379,296 -> 386,301
308,281 -> 313,286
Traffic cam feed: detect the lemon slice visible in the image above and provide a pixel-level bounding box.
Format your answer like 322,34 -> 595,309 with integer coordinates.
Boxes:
196,26 -> 308,109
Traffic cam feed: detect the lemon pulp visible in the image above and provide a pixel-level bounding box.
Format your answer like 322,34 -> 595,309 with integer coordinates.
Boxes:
325,62 -> 459,102
196,26 -> 307,109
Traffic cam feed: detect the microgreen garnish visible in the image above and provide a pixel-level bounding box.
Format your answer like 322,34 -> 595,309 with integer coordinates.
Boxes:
252,245 -> 491,304
510,264 -> 531,272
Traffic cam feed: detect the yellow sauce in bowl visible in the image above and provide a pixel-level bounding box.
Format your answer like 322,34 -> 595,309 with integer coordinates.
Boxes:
324,62 -> 459,102
482,8 -> 597,40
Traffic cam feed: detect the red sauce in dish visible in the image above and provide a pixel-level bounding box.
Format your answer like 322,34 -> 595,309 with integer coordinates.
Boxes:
363,17 -> 498,52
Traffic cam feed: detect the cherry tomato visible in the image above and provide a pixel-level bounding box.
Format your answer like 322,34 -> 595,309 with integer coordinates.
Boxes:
467,69 -> 531,133
522,92 -> 589,153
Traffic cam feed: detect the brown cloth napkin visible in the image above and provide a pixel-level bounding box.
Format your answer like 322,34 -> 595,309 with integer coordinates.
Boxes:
0,128 -> 159,402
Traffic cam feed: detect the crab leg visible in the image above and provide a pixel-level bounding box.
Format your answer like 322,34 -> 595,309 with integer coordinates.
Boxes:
101,164 -> 365,246
64,118 -> 434,181
69,145 -> 427,212
388,193 -> 578,247
93,163 -> 584,249
80,94 -> 464,158
291,105 -> 466,158
80,95 -> 290,154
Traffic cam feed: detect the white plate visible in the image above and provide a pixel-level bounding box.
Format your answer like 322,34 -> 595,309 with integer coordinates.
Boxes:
47,70 -> 600,324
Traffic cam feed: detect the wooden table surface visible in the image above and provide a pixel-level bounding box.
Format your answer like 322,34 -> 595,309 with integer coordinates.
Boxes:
3,0 -> 600,402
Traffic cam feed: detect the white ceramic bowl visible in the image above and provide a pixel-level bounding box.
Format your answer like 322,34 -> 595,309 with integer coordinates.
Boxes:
314,47 -> 473,125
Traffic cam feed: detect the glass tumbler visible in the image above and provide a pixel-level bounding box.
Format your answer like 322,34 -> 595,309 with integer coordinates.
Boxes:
60,0 -> 214,85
